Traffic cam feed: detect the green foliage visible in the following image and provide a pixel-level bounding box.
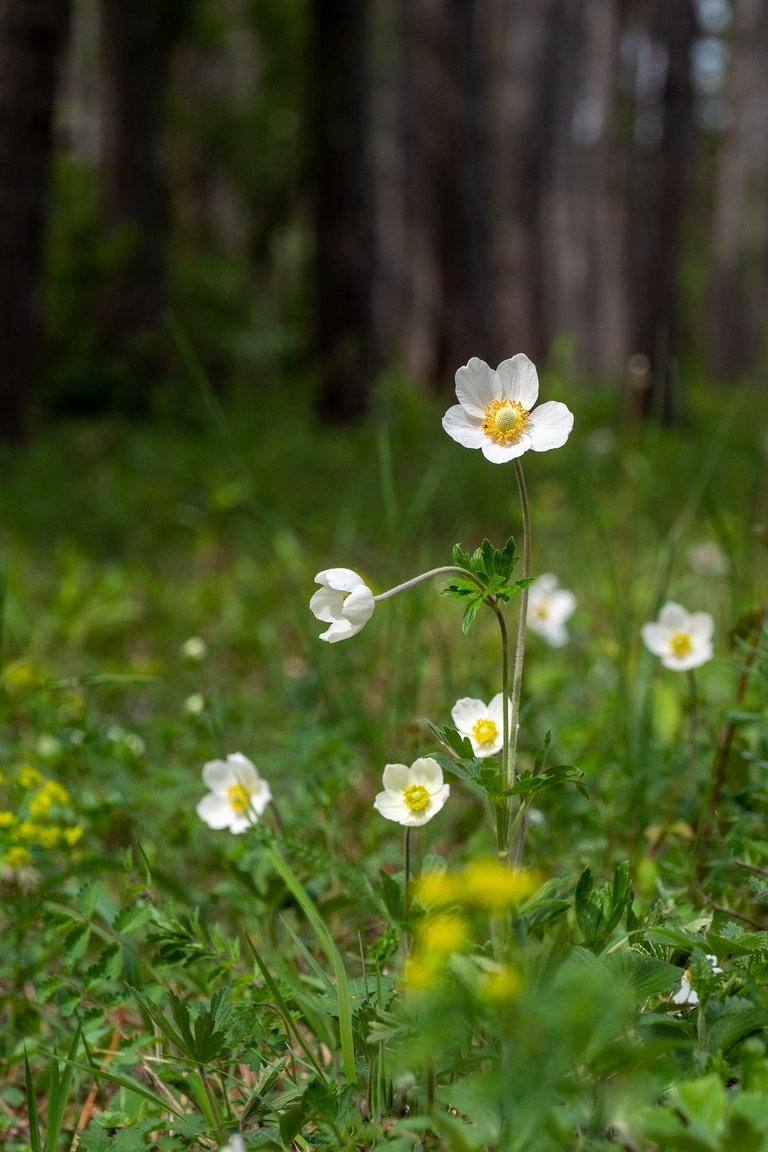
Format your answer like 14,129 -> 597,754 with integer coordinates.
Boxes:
443,537 -> 534,632
0,381 -> 767,1147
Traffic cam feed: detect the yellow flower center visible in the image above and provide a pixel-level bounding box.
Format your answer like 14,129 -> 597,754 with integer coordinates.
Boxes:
472,718 -> 498,745
670,632 -> 692,658
482,399 -> 529,445
535,603 -> 550,620
227,783 -> 252,815
403,784 -> 430,812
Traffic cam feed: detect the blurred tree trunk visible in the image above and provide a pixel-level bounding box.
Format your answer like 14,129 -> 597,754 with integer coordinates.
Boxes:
492,0 -> 555,364
0,0 -> 71,441
98,0 -> 195,401
310,0 -> 377,421
626,0 -> 697,421
706,0 -> 768,380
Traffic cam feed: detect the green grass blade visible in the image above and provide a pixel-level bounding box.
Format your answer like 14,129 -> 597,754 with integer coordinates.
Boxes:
24,1048 -> 42,1152
264,843 -> 356,1083
35,1048 -> 184,1117
244,933 -> 328,1082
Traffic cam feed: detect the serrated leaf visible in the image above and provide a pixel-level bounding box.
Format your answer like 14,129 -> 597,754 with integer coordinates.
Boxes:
63,921 -> 91,963
76,881 -> 103,919
112,902 -> 152,935
462,600 -> 482,633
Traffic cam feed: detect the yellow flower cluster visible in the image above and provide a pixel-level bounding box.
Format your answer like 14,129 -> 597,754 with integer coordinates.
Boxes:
404,860 -> 541,1002
417,858 -> 541,912
0,762 -> 84,873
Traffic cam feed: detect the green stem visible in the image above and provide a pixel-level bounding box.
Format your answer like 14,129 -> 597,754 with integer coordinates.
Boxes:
403,826 -> 412,953
491,601 -> 511,860
510,460 -> 531,864
687,668 -> 698,793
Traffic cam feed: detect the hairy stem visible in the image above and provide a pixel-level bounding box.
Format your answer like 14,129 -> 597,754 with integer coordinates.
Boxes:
373,565 -> 486,603
510,459 -> 531,864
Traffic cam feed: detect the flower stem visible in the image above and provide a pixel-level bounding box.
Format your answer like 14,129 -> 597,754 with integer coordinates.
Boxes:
510,460 -> 531,864
403,826 -> 412,952
687,668 -> 698,792
491,601 -> 511,860
373,565 -> 486,603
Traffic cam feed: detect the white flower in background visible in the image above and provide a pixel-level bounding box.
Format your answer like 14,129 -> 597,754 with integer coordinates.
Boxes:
310,568 -> 375,643
686,540 -> 728,576
526,573 -> 576,647
218,1137 -> 245,1152
182,636 -> 208,661
442,354 -> 574,464
196,752 -> 271,834
672,954 -> 722,1006
185,692 -> 206,715
641,602 -> 714,671
373,757 -> 450,827
451,694 -> 511,758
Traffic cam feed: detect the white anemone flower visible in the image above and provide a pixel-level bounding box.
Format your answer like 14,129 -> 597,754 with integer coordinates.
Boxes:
641,602 -> 714,671
451,694 -> 511,758
196,752 -> 271,834
310,568 -> 375,643
442,354 -> 574,463
526,573 -> 576,647
672,954 -> 722,1006
373,757 -> 450,827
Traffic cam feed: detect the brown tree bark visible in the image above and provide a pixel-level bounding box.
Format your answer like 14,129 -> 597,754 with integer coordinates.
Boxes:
0,0 -> 71,441
310,0 -> 377,421
707,0 -> 768,380
625,0 -> 698,420
97,0 -> 194,401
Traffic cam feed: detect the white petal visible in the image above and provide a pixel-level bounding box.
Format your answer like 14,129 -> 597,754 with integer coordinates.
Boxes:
382,763 -> 412,792
342,584 -> 375,627
486,693 -> 512,726
526,402 -> 574,451
315,568 -> 365,594
533,573 -> 558,594
410,757 -> 443,789
688,612 -> 715,642
442,405 -> 486,449
454,358 -> 500,416
660,643 -> 712,672
310,585 -> 343,623
657,602 -> 690,631
226,752 -> 261,784
451,697 -> 488,732
496,354 -> 539,409
248,779 -> 272,815
373,791 -> 409,823
196,793 -> 234,829
641,622 -> 671,657
549,589 -> 576,624
202,758 -> 237,792
480,437 -> 531,463
319,618 -> 355,643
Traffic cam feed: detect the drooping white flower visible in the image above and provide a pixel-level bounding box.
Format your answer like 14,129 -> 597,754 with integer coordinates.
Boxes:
196,752 -> 271,834
310,568 -> 375,643
451,694 -> 511,758
442,355 -> 574,464
526,573 -> 576,647
672,954 -> 722,1006
641,602 -> 714,671
373,757 -> 450,827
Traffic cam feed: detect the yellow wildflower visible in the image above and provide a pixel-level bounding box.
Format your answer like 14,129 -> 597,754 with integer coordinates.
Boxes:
416,871 -> 459,907
16,821 -> 60,847
63,825 -> 84,847
18,764 -> 44,789
418,913 -> 468,956
480,964 -> 523,1004
3,845 -> 31,868
460,860 -> 540,911
0,810 -> 15,829
28,779 -> 70,818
